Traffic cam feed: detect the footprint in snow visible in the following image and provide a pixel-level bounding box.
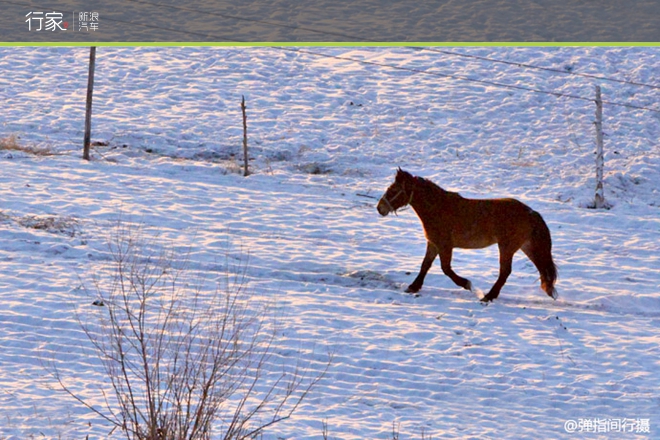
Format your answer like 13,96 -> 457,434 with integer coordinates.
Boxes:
343,270 -> 399,290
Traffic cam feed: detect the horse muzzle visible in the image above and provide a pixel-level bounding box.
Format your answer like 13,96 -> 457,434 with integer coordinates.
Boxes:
376,200 -> 390,217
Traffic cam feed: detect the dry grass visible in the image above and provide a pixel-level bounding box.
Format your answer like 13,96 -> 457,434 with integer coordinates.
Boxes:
0,134 -> 56,156
17,215 -> 80,237
0,212 -> 80,237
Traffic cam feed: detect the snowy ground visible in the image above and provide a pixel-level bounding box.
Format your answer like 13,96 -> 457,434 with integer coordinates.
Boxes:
0,46 -> 659,439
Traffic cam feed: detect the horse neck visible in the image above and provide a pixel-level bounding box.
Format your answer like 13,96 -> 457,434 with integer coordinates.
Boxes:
409,179 -> 449,216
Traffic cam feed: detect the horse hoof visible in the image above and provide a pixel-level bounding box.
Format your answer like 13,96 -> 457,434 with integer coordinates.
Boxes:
481,292 -> 498,302
405,285 -> 420,294
465,280 -> 473,291
549,288 -> 558,300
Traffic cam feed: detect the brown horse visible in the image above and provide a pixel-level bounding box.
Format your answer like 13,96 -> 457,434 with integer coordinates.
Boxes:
377,168 -> 557,302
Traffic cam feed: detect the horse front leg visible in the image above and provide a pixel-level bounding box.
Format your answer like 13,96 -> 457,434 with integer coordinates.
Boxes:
438,246 -> 472,292
406,241 -> 438,293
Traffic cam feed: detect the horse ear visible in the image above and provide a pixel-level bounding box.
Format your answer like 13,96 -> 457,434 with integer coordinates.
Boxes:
395,167 -> 405,182
396,168 -> 411,180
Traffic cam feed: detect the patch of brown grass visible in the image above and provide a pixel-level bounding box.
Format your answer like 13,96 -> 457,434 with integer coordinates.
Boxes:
17,215 -> 80,237
0,134 -> 56,156
0,211 -> 81,237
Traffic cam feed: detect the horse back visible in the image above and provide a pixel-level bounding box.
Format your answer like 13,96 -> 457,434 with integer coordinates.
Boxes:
424,196 -> 536,250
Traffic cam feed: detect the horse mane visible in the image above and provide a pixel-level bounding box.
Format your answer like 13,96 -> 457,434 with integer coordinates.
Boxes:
395,168 -> 463,201
410,173 -> 463,201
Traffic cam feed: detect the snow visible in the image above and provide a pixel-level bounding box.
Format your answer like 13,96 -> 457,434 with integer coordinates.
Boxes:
1,46 -> 659,438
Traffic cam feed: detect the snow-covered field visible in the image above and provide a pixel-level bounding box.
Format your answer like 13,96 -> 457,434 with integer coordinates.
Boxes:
1,46 -> 659,438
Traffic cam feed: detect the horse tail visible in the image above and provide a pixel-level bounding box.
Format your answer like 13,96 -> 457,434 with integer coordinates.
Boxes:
526,210 -> 558,299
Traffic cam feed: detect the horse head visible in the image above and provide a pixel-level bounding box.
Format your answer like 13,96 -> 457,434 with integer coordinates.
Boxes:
377,168 -> 415,216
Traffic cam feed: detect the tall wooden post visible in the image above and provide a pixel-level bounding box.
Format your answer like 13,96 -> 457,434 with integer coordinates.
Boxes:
594,86 -> 606,209
241,95 -> 249,176
83,46 -> 96,161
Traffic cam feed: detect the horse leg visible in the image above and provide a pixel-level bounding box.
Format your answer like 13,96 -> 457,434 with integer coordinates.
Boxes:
406,241 -> 438,293
438,246 -> 472,291
481,244 -> 514,302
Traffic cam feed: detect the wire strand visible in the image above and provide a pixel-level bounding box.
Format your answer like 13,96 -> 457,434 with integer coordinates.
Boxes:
415,47 -> 660,91
285,48 -> 660,113
6,0 -> 660,113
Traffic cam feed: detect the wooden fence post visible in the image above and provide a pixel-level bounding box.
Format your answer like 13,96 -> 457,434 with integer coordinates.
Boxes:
241,95 -> 249,176
83,46 -> 96,161
594,85 -> 607,209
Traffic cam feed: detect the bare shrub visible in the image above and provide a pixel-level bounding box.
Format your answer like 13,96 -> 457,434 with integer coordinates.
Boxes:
54,220 -> 328,439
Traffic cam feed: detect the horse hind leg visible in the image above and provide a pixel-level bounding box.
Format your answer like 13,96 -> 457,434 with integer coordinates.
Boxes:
481,245 -> 514,302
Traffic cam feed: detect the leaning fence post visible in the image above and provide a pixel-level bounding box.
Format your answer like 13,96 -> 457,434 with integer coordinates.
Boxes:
83,46 -> 96,161
241,95 -> 249,176
593,85 -> 607,209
